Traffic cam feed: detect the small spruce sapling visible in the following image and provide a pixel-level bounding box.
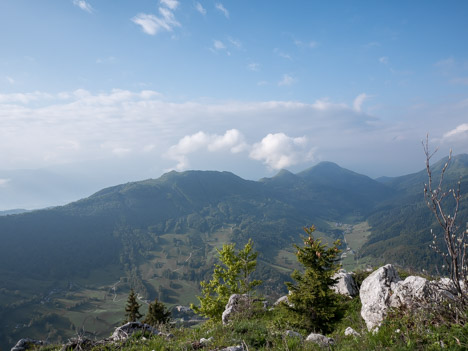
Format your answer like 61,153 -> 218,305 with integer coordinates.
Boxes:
143,298 -> 171,326
285,225 -> 342,334
125,289 -> 143,322
191,239 -> 262,321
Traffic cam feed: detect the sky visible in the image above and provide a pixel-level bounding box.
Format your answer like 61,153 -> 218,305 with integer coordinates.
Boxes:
0,0 -> 468,209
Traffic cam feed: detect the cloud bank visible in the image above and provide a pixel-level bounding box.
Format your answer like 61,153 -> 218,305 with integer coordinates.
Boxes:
0,89 -> 466,178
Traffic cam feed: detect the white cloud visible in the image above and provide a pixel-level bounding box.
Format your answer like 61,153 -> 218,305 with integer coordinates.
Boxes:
248,63 -> 260,72
278,74 -> 296,86
0,179 -> 10,187
274,48 -> 292,60
73,0 -> 93,13
160,0 -> 179,10
379,56 -> 389,64
353,93 -> 368,112
443,123 -> 468,141
96,56 -> 116,64
167,129 -> 247,170
6,76 -> 15,85
132,4 -> 180,35
195,2 -> 206,15
250,133 -> 314,170
294,40 -> 318,49
4,88 -> 463,179
0,91 -> 54,104
228,37 -> 242,49
213,40 -> 226,50
208,129 -> 247,153
215,3 -> 229,18
435,57 -> 455,68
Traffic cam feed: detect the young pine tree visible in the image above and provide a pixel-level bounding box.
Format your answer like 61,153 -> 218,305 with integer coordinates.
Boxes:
191,239 -> 262,321
125,289 -> 143,322
143,298 -> 171,326
285,226 -> 342,334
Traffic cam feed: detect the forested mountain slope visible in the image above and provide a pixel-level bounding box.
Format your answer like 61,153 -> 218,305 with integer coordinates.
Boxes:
0,156 -> 466,349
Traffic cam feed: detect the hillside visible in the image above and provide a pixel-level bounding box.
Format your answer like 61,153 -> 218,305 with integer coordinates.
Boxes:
362,154 -> 468,269
0,156 -> 467,349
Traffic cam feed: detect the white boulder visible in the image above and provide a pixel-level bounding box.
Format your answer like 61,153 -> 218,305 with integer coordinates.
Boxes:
305,333 -> 335,347
332,270 -> 359,297
359,264 -> 401,330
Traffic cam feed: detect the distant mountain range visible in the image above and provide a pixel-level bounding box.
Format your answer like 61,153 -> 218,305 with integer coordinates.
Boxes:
0,154 -> 466,349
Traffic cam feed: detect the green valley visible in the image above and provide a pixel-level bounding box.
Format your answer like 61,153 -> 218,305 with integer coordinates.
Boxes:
0,156 -> 467,350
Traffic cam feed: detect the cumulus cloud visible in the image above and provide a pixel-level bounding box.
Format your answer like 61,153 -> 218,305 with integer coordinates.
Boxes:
250,133 -> 314,170
73,0 -> 93,13
132,1 -> 180,35
0,91 -> 54,104
4,88 -> 459,178
195,2 -> 206,15
215,3 -> 229,18
278,74 -> 296,86
166,129 -> 247,170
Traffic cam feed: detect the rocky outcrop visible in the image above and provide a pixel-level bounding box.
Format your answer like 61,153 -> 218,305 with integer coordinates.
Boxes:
222,294 -> 251,325
332,270 -> 358,297
344,327 -> 360,337
110,321 -> 166,341
389,275 -> 433,309
273,295 -> 291,306
219,346 -> 244,351
305,332 -> 335,347
359,264 -> 401,330
360,264 -> 465,330
10,339 -> 47,351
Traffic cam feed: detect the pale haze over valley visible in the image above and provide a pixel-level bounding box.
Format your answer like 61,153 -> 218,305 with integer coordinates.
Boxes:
0,0 -> 467,210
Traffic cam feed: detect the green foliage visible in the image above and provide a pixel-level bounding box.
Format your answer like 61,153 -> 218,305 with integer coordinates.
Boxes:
191,239 -> 262,320
125,289 -> 142,322
285,225 -> 343,333
143,298 -> 170,326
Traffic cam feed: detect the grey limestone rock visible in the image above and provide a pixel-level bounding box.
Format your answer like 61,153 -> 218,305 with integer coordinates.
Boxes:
222,294 -> 251,325
305,332 -> 335,347
110,321 -> 161,341
359,264 -> 401,330
274,295 -> 293,307
332,270 -> 359,297
219,346 -> 244,351
360,264 -> 465,331
11,339 -> 47,351
344,326 -> 361,337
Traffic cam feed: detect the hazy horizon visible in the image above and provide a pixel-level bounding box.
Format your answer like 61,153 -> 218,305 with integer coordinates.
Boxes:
1,0 -> 467,209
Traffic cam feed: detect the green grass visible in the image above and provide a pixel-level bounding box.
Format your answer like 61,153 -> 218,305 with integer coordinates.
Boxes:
35,294 -> 468,351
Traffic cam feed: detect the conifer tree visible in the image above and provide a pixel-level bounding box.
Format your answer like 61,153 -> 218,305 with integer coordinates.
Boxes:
143,298 -> 171,325
285,226 -> 342,333
125,289 -> 142,322
191,239 -> 262,320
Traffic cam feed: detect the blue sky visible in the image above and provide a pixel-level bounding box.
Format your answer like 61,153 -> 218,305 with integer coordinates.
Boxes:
0,0 -> 468,209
